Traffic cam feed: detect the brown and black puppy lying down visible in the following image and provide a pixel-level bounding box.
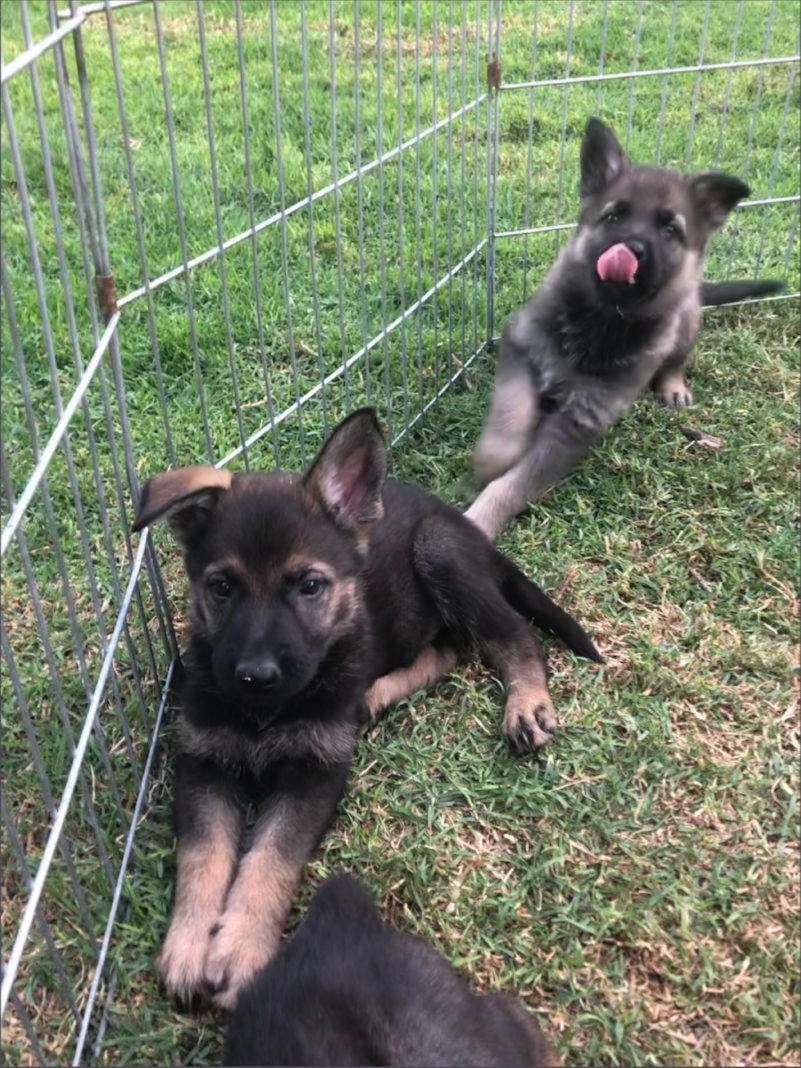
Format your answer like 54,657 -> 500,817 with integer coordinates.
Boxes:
467,117 -> 785,541
133,410 -> 600,1009
225,873 -> 553,1068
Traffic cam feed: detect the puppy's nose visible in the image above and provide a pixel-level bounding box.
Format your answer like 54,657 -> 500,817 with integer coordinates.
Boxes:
236,657 -> 281,690
628,239 -> 646,261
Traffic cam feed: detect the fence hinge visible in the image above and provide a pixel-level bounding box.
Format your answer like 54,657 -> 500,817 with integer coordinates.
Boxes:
95,272 -> 118,318
486,52 -> 501,93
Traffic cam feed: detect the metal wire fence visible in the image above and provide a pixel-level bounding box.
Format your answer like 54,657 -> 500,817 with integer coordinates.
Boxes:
1,1 -> 798,1063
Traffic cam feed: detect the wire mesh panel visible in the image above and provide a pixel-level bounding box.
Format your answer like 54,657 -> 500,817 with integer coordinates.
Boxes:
0,1 -> 798,1065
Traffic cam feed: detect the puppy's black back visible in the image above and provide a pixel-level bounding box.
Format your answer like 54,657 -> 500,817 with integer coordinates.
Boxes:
225,874 -> 550,1067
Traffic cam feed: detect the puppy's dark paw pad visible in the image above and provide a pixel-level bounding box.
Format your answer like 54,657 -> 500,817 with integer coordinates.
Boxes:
502,697 -> 556,752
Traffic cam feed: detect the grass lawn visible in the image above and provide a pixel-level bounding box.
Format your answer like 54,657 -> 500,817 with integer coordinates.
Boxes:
1,2 -> 799,1066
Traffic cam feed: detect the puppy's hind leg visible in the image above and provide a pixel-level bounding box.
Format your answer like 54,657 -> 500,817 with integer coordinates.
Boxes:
413,514 -> 556,750
365,643 -> 459,722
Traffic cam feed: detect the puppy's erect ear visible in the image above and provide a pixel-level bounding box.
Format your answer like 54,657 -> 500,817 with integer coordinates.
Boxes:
132,465 -> 232,544
303,409 -> 387,536
580,117 -> 629,198
688,172 -> 750,232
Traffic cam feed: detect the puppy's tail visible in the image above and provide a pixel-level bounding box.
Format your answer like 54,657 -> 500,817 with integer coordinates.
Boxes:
700,279 -> 785,306
498,557 -> 603,663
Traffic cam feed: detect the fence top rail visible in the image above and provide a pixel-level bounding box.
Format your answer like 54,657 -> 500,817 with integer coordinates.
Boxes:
501,53 -> 801,93
0,1 -> 148,86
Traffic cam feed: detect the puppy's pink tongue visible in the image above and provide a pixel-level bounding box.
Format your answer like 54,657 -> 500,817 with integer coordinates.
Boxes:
597,243 -> 638,284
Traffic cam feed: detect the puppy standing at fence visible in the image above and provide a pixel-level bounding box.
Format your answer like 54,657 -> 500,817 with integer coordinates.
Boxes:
467,117 -> 785,541
133,410 -> 601,1009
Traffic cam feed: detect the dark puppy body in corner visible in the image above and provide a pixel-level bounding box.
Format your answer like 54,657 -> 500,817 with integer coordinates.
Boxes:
133,410 -> 600,1011
225,874 -> 552,1068
468,117 -> 784,541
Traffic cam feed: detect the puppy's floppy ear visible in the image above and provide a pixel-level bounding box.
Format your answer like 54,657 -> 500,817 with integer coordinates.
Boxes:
303,409 -> 386,536
688,172 -> 750,232
132,465 -> 232,544
580,117 -> 629,198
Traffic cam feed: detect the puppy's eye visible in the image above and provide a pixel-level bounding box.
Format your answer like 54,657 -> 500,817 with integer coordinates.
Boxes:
299,576 -> 326,598
210,577 -> 232,599
603,212 -> 619,225
663,222 -> 678,237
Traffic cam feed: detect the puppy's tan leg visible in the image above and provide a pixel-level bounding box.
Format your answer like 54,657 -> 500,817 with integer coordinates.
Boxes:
365,644 -> 459,721
157,782 -> 242,1007
473,356 -> 537,485
204,763 -> 348,1009
497,643 -> 557,751
651,352 -> 693,409
467,413 -> 601,542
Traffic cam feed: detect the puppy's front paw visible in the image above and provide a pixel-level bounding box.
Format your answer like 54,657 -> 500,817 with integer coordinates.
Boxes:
157,915 -> 215,1009
656,376 -> 693,409
204,909 -> 279,1010
502,692 -> 557,751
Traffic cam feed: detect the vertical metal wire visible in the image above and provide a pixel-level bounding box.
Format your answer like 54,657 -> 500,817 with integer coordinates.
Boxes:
713,0 -> 745,167
103,1 -> 176,469
7,988 -> 46,1067
352,0 -> 372,405
57,0 -> 175,673
152,0 -> 214,462
20,1 -> 156,747
624,0 -> 645,152
0,479 -> 132,832
327,0 -> 352,414
67,0 -> 143,508
724,0 -> 777,278
413,0 -> 425,414
484,0 -> 495,344
783,203 -> 800,278
431,0 -> 440,396
0,789 -> 80,1024
683,0 -> 712,168
522,2 -> 539,303
754,60 -> 797,274
596,0 -> 609,115
376,0 -> 393,437
553,1 -> 574,256
3,262 -> 147,793
489,0 -> 502,330
654,1 -> 678,164
472,0 -> 480,358
459,1 -> 468,363
1,81 -> 145,789
195,0 -> 249,468
0,623 -> 99,937
234,0 -> 282,466
299,0 -> 329,436
445,0 -> 455,382
63,0 -> 170,720
268,0 -> 307,461
395,0 -> 410,429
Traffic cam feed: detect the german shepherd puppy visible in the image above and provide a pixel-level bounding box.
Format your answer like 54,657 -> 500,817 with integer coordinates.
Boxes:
133,410 -> 600,1009
225,874 -> 552,1067
467,117 -> 785,541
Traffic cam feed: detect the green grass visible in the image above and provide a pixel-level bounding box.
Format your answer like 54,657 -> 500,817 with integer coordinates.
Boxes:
1,2 -> 798,1066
